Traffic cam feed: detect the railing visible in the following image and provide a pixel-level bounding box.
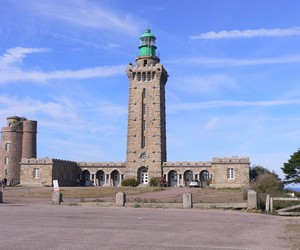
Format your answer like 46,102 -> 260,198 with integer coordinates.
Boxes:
266,194 -> 300,216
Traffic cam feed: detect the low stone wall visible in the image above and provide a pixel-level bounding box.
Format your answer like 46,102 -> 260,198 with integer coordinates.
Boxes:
66,190 -> 256,210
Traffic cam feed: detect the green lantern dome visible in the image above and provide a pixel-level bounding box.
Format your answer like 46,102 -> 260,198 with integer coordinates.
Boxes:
139,28 -> 157,57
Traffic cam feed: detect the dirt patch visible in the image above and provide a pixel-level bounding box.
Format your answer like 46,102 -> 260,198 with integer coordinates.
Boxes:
126,187 -> 245,203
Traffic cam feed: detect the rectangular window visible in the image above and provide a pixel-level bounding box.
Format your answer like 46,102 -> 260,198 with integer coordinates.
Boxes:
4,169 -> 8,175
4,156 -> 9,165
33,168 -> 40,178
5,143 -> 11,151
227,168 -> 234,179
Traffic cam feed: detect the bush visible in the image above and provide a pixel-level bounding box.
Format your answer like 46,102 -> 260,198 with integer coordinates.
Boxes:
149,177 -> 166,187
245,173 -> 284,209
121,178 -> 139,187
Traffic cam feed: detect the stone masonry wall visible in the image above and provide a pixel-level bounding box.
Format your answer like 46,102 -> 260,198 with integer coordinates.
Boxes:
210,157 -> 250,188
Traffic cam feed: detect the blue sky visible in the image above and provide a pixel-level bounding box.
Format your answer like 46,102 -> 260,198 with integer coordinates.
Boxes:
1,0 -> 300,184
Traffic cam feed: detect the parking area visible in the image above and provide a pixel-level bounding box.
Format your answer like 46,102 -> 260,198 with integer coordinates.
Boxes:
0,199 -> 297,250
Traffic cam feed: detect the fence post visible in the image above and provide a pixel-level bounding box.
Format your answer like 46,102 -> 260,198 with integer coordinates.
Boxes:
52,192 -> 63,205
183,193 -> 192,208
270,197 -> 273,212
0,191 -> 2,203
265,194 -> 270,212
116,192 -> 126,207
247,190 -> 257,209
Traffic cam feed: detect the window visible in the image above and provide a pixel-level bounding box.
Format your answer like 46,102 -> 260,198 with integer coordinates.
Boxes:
227,168 -> 234,179
140,152 -> 147,161
33,168 -> 40,178
4,169 -> 8,175
5,143 -> 11,151
4,157 -> 9,165
137,72 -> 141,82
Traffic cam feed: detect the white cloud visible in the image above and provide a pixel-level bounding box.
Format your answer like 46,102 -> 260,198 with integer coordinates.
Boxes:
26,0 -> 141,36
0,47 -> 49,68
172,74 -> 237,93
0,47 -> 126,83
169,99 -> 300,112
204,117 -> 219,131
168,55 -> 300,67
0,65 -> 126,83
190,27 -> 300,40
0,95 -> 77,121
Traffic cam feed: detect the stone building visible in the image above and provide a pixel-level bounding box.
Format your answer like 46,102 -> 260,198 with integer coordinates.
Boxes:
0,116 -> 37,185
0,29 -> 250,187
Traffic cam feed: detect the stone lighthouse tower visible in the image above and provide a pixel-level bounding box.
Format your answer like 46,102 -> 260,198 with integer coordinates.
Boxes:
125,29 -> 168,185
0,116 -> 37,184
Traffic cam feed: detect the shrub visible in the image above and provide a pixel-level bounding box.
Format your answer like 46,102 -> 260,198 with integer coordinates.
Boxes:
149,177 -> 166,187
245,173 -> 284,209
121,178 -> 139,187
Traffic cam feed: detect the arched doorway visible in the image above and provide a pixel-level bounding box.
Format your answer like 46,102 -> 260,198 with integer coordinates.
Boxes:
184,170 -> 193,187
168,170 -> 177,187
200,170 -> 210,187
138,167 -> 148,185
96,170 -> 105,186
111,170 -> 120,186
82,170 -> 91,186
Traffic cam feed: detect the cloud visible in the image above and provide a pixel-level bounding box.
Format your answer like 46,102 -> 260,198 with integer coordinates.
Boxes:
169,99 -> 300,112
0,95 -> 77,121
190,27 -> 300,40
204,117 -> 219,131
168,55 -> 300,67
0,47 -> 50,68
26,0 -> 141,36
172,74 -> 237,94
0,65 -> 126,83
0,47 -> 126,83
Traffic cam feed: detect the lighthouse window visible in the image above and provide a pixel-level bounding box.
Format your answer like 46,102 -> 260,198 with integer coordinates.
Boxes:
146,72 -> 150,82
5,143 -> 11,151
4,157 -> 9,165
137,72 -> 141,82
144,60 -> 147,66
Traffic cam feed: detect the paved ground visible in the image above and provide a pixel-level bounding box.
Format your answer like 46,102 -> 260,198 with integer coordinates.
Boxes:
0,198 -> 295,250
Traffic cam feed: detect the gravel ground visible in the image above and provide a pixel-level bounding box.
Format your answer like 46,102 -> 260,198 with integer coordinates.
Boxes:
1,186 -> 299,249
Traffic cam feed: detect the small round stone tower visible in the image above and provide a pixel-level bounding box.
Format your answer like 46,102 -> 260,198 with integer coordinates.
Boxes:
22,120 -> 37,159
0,116 -> 37,184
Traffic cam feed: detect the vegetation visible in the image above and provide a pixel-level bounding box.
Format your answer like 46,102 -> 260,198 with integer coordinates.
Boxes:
247,165 -> 284,209
250,165 -> 281,181
121,178 -> 139,187
281,148 -> 300,184
149,177 -> 166,187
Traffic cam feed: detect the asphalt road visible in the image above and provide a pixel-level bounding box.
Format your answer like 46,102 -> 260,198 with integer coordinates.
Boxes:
0,200 -> 289,250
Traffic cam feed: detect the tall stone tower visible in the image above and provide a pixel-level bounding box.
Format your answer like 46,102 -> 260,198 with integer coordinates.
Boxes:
0,116 -> 37,184
125,29 -> 168,184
